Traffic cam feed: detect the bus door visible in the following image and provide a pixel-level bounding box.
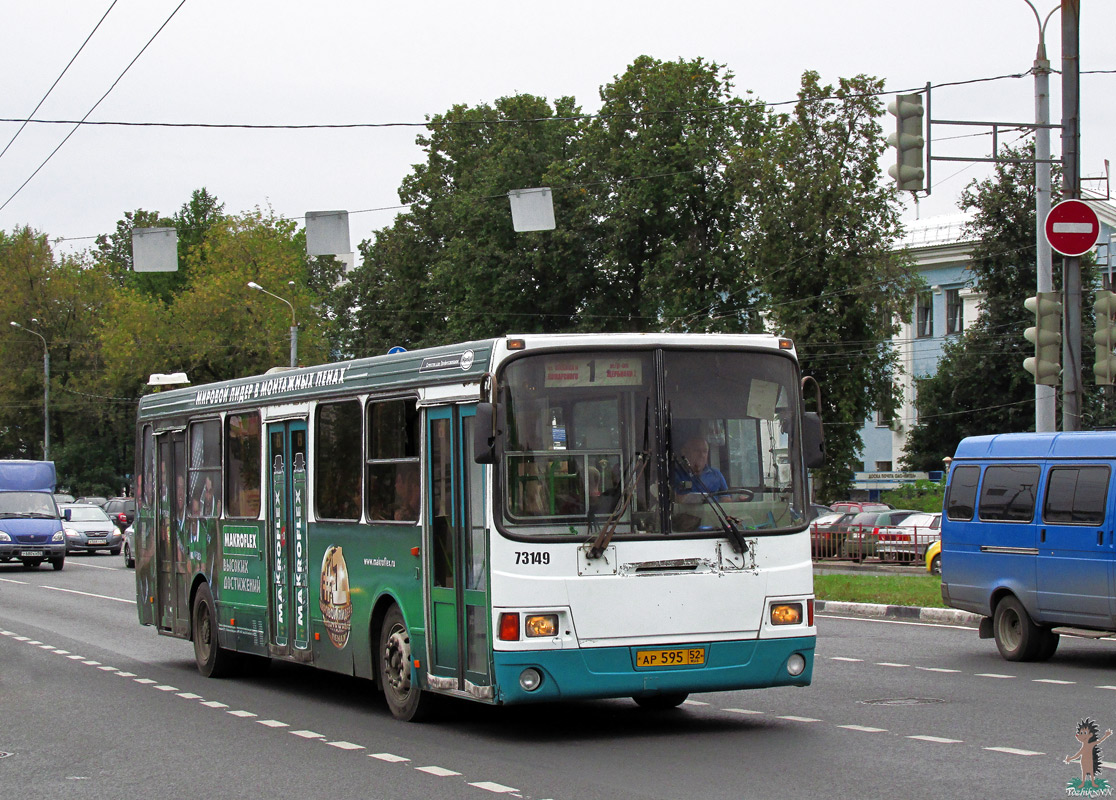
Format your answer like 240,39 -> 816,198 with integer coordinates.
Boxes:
155,429 -> 189,636
266,419 -> 312,660
426,405 -> 491,694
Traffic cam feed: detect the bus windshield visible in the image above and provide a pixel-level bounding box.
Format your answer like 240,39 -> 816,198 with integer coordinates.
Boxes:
498,348 -> 805,539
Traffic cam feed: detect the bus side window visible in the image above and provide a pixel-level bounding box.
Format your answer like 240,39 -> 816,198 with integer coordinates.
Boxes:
946,466 -> 980,521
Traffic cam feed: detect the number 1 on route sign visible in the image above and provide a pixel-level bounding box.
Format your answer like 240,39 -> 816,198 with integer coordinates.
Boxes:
1045,199 -> 1101,257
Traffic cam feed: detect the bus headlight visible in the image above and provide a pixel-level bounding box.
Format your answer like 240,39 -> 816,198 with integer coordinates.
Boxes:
525,614 -> 558,637
519,668 -> 543,692
770,603 -> 803,625
786,653 -> 806,677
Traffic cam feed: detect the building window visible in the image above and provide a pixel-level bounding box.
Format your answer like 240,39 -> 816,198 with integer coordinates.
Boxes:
915,292 -> 933,338
875,408 -> 891,428
875,461 -> 893,472
945,289 -> 963,334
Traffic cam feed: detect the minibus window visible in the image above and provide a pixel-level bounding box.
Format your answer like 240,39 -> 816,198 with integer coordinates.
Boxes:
978,465 -> 1040,522
946,465 -> 980,521
1043,466 -> 1110,525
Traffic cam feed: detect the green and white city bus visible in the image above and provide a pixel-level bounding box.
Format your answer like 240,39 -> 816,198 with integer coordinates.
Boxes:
134,333 -> 824,720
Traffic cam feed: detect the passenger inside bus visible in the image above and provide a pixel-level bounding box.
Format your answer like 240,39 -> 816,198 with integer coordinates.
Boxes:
394,463 -> 420,521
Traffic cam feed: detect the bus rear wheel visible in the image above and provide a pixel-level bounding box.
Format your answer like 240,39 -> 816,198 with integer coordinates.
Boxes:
192,582 -> 237,678
379,605 -> 434,722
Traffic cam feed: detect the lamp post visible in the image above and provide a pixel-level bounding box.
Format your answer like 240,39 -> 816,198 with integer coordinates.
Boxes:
11,320 -> 49,460
247,281 -> 297,367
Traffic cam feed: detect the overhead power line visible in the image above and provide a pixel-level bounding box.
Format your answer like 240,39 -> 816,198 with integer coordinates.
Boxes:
0,0 -> 120,163
0,0 -> 189,215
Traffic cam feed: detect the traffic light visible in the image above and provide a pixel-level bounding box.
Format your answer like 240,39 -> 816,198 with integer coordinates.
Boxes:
887,93 -> 925,191
1094,290 -> 1116,385
1023,292 -> 1062,386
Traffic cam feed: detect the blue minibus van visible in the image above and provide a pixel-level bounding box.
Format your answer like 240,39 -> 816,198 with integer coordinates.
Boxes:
0,460 -> 67,570
940,431 -> 1116,661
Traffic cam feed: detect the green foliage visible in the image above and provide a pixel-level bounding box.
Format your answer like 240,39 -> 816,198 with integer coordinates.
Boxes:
879,480 -> 944,513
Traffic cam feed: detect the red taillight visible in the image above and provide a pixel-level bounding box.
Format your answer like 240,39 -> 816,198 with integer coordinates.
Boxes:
498,613 -> 520,641
808,599 -> 815,627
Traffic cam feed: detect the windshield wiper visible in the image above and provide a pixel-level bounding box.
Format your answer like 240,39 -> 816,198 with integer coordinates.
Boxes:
586,398 -> 651,560
673,455 -> 749,554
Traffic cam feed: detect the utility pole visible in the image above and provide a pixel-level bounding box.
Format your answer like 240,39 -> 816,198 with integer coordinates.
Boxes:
1026,0 -> 1057,432
1061,0 -> 1082,431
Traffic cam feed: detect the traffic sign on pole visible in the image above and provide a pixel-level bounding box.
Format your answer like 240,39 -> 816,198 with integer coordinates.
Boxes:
1045,199 -> 1101,257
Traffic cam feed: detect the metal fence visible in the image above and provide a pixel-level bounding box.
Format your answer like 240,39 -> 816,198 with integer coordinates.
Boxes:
810,522 -> 938,565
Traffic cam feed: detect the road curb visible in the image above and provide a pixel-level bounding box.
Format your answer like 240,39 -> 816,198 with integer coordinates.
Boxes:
815,599 -> 982,628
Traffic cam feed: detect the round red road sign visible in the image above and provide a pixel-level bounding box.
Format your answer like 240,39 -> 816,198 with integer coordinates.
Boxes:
1045,199 -> 1101,257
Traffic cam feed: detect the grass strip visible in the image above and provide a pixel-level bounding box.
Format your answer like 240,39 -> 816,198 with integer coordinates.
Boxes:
813,573 -> 945,609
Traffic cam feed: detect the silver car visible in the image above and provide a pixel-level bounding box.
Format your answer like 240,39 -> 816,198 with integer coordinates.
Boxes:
61,503 -> 122,555
123,524 -> 135,568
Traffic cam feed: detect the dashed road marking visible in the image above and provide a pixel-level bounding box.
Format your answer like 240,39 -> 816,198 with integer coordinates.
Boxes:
829,656 -> 862,662
176,692 -> 203,699
154,685 -> 179,692
417,766 -> 462,777
723,708 -> 764,715
682,699 -> 710,706
778,715 -> 822,723
976,673 -> 1014,679
257,720 -> 288,728
228,710 -> 257,718
877,662 -> 910,668
908,735 -> 963,744
838,725 -> 888,733
1032,679 -> 1074,685
327,741 -> 364,751
984,746 -> 1044,756
470,781 -> 519,793
290,729 -> 324,739
82,660 -> 101,666
114,671 -> 136,677
134,678 -> 157,685
370,753 -> 410,763
201,700 -> 229,709
917,667 -> 961,673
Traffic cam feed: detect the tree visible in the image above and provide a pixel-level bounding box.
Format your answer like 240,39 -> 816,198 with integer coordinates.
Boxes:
742,72 -> 921,500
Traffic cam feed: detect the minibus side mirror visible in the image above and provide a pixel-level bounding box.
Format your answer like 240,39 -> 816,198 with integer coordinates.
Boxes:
802,412 -> 825,469
474,402 -> 500,464
63,508 -> 72,522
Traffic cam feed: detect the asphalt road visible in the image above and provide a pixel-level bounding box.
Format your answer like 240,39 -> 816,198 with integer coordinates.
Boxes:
2,556 -> 1115,799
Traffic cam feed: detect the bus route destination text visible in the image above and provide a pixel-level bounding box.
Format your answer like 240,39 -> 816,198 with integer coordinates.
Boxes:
194,366 -> 349,407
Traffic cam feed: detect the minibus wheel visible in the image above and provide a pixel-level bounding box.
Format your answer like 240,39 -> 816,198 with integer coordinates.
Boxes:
193,583 -> 236,678
379,605 -> 435,722
992,595 -> 1043,661
634,692 -> 689,710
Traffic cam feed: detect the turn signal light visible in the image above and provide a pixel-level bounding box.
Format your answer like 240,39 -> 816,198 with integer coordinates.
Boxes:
498,612 -> 520,641
524,614 -> 558,638
771,603 -> 803,625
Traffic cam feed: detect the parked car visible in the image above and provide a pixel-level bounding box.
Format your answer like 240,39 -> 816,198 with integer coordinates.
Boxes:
876,512 -> 942,563
925,539 -> 942,575
807,503 -> 833,521
75,496 -> 108,508
53,493 -> 75,504
103,497 -> 135,530
122,524 -> 135,568
829,501 -> 891,514
810,511 -> 853,558
839,509 -> 918,561
60,503 -> 122,555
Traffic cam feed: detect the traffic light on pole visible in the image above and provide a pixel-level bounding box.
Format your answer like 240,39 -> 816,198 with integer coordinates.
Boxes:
1094,290 -> 1116,385
1023,292 -> 1062,386
887,93 -> 925,192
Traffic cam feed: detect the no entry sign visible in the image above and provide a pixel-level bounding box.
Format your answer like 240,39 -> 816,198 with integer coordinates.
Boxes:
1045,199 -> 1101,257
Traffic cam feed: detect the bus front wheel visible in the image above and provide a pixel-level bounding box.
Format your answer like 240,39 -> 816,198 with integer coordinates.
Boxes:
379,605 -> 434,722
634,692 -> 689,710
993,595 -> 1045,662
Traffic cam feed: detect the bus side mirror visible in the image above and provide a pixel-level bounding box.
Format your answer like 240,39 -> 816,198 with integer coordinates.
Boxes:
802,412 -> 825,468
474,402 -> 500,464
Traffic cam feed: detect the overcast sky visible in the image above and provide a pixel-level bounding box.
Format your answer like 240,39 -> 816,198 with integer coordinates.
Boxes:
0,0 -> 1110,258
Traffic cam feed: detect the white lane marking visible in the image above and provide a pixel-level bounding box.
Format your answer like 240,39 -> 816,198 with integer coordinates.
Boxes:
258,720 -> 288,728
976,673 -> 1015,679
114,671 -> 136,677
64,560 -> 121,572
98,665 -> 119,671
370,753 -> 410,763
154,685 -> 178,692
27,640 -> 42,645
13,636 -> 29,641
42,585 -> 132,604
66,654 -> 85,660
984,746 -> 1044,756
0,578 -> 29,585
877,662 -> 910,668
201,701 -> 229,709
416,766 -> 462,777
682,699 -> 710,706
723,708 -> 764,715
469,781 -> 519,793
290,729 -> 324,739
917,667 -> 961,673
54,649 -> 71,654
228,710 -> 257,718
176,692 -> 202,699
82,660 -> 101,666
1033,679 -> 1074,685
908,735 -> 963,743
839,725 -> 888,733
778,715 -> 822,723
829,656 -> 863,662
1098,686 -> 1116,691
134,678 -> 157,684
327,741 -> 364,751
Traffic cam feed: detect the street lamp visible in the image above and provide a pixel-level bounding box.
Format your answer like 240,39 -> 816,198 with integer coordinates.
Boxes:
247,281 -> 298,368
10,320 -> 49,460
